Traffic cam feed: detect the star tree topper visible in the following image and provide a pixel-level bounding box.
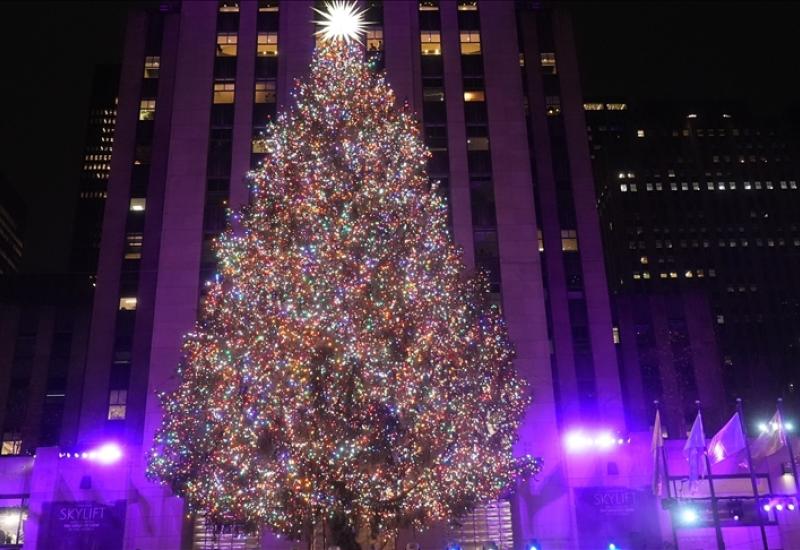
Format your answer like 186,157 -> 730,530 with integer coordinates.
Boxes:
313,1 -> 370,44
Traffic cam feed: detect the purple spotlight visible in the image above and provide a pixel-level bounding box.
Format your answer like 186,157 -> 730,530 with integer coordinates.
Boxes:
776,504 -> 784,511
594,432 -> 615,450
90,442 -> 123,465
763,504 -> 772,512
564,431 -> 592,453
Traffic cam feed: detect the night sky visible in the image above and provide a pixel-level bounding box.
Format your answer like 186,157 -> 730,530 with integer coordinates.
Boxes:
3,1 -> 799,273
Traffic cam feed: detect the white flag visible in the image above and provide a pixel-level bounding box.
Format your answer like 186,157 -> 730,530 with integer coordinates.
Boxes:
708,412 -> 746,464
751,410 -> 786,460
683,411 -> 707,481
652,410 -> 665,496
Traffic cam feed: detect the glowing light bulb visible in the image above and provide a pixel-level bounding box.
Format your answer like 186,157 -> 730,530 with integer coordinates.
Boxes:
313,1 -> 369,44
680,508 -> 699,524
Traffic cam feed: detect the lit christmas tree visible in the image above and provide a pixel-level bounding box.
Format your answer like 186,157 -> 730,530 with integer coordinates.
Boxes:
147,2 -> 539,547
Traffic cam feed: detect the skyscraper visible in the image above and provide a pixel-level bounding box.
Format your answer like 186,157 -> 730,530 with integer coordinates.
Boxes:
587,100 -> 800,427
5,2 -> 799,549
70,64 -> 120,287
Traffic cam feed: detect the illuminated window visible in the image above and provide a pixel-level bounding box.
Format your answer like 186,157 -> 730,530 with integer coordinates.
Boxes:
252,137 -> 273,154
519,53 -> 525,67
107,390 -> 127,420
419,0 -> 439,10
460,31 -> 481,55
606,103 -> 627,111
612,327 -> 620,344
640,256 -> 648,264
125,233 -> 143,260
420,31 -> 441,55
636,129 -> 645,138
217,33 -> 238,56
561,229 -> 578,251
583,103 -> 604,111
423,87 -> 444,101
546,96 -> 561,117
366,29 -> 383,52
254,80 -> 276,103
540,52 -> 557,74
257,32 -> 278,56
219,1 -> 239,13
620,184 -> 628,192
0,497 -> 27,544
0,432 -> 21,456
119,297 -> 137,311
457,0 -> 478,10
716,314 -> 724,324
213,81 -> 235,104
258,0 -> 278,11
138,99 -> 156,121
537,230 -> 544,252
129,198 -> 146,212
144,56 -> 160,78
464,90 -> 485,102
467,137 -> 489,151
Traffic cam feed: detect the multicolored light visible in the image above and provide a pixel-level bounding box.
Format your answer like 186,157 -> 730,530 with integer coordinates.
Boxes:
147,34 -> 539,543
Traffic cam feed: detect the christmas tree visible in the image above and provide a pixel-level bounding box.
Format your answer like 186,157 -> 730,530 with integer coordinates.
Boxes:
147,2 -> 539,547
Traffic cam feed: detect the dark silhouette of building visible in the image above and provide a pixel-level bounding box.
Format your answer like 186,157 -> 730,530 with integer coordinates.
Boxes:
0,175 -> 26,276
587,100 -> 800,426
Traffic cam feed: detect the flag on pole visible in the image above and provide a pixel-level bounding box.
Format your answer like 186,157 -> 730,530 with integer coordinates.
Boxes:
708,412 -> 747,464
652,409 -> 665,496
751,409 -> 786,460
683,411 -> 707,481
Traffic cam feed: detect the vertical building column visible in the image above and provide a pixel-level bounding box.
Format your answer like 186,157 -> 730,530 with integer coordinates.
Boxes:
685,290 -> 725,428
479,1 -> 572,546
128,4 -> 218,549
0,307 -> 19,436
78,13 -> 147,443
615,295 -> 649,430
553,11 -> 625,427
518,10 -> 580,423
141,0 -> 217,450
60,304 -> 91,447
651,295 -> 685,436
383,1 -> 422,113
440,1 -> 474,269
230,0 -> 258,209
21,309 -> 54,452
124,10 -> 182,446
277,0 -> 313,108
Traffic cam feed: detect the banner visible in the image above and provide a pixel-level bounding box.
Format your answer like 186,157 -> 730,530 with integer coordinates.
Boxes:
38,500 -> 126,550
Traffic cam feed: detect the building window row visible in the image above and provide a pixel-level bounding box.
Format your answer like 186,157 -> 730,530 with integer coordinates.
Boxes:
620,180 -> 797,192
632,268 -> 717,281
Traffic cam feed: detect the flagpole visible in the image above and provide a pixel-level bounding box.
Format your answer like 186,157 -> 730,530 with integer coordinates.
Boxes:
777,397 -> 800,496
655,400 -> 680,550
737,398 -> 769,550
697,401 -> 725,550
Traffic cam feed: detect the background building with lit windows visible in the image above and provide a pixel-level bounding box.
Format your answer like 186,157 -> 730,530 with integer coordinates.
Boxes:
587,100 -> 800,432
69,64 -> 121,288
1,2 -> 800,549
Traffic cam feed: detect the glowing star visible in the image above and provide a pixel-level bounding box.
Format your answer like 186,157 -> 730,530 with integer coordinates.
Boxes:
313,1 -> 369,44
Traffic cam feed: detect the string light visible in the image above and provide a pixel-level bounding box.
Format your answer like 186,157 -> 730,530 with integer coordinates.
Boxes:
147,31 -> 539,541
